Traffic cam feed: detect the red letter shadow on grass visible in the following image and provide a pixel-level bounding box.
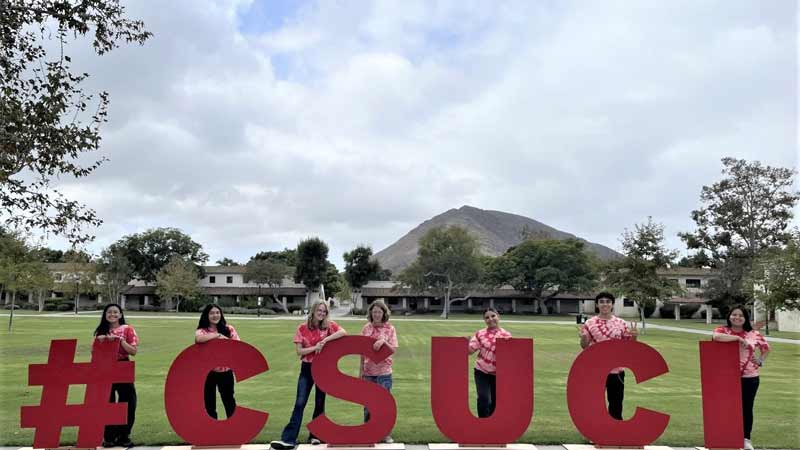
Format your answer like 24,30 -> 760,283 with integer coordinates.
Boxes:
165,339 -> 268,446
431,336 -> 534,445
567,340 -> 670,447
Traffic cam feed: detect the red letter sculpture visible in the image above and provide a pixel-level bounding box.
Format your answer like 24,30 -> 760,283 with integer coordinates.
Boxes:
164,339 -> 268,446
430,336 -> 534,445
567,340 -> 670,446
699,341 -> 743,449
308,336 -> 396,444
21,339 -> 134,449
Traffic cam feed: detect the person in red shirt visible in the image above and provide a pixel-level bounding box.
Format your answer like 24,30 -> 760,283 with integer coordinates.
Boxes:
195,304 -> 240,420
712,306 -> 770,450
93,304 -> 138,448
578,292 -> 638,420
359,300 -> 398,443
468,307 -> 512,418
270,300 -> 347,449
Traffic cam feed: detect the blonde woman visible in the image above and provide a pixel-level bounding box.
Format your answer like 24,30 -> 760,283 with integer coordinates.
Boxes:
359,301 -> 398,443
270,301 -> 346,449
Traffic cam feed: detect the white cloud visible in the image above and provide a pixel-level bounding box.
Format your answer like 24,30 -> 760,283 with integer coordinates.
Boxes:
33,0 -> 797,267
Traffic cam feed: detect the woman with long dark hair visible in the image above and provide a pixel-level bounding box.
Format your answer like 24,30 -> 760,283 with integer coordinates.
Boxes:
270,300 -> 346,449
195,304 -> 240,420
93,303 -> 138,448
712,306 -> 770,450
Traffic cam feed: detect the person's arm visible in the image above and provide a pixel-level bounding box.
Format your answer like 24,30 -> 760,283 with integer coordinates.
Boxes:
195,330 -> 225,343
625,321 -> 639,341
321,325 -> 347,346
712,332 -> 745,344
579,325 -> 591,349
468,332 -> 480,355
296,342 -> 320,357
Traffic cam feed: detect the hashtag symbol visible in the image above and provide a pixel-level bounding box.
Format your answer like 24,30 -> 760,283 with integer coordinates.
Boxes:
21,339 -> 135,448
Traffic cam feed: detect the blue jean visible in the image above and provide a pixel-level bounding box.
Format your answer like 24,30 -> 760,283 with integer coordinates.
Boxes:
362,374 -> 393,422
281,362 -> 326,445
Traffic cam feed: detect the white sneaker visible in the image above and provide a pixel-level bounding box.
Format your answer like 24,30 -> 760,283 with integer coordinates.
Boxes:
270,440 -> 296,450
382,436 -> 394,444
744,439 -> 754,450
309,438 -> 322,445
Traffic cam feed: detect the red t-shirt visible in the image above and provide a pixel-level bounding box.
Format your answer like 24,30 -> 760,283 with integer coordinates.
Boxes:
293,321 -> 343,363
713,326 -> 770,377
93,324 -> 138,361
196,325 -> 241,372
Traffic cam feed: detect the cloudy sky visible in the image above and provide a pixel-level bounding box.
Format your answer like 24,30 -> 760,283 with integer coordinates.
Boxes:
41,0 -> 799,268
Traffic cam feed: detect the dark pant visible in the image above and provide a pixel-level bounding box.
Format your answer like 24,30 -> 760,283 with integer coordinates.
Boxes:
474,369 -> 497,418
281,362 -> 326,445
742,376 -> 759,439
606,372 -> 625,420
104,383 -> 137,443
204,370 -> 236,419
363,374 -> 393,422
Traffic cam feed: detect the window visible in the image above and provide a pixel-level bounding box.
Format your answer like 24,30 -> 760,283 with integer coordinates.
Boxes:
54,273 -> 63,281
685,279 -> 702,288
226,276 -> 233,284
430,298 -> 441,306
623,298 -> 634,307
209,276 -> 216,284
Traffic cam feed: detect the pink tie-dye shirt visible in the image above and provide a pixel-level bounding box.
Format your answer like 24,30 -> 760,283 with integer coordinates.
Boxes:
469,327 -> 513,374
713,326 -> 770,378
195,325 -> 240,372
580,316 -> 633,374
361,322 -> 398,376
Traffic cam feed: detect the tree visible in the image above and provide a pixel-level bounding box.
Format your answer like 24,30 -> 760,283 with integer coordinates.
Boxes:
397,226 -> 482,319
215,258 -> 240,266
677,250 -> 715,268
1,0 -> 152,244
343,245 -> 382,307
244,259 -> 291,314
294,238 -> 330,305
0,229 -> 51,331
323,262 -> 343,300
62,250 -> 97,314
108,227 -> 208,283
95,246 -> 132,304
486,239 -> 597,314
679,158 -> 799,310
252,248 -> 297,267
604,218 -> 684,331
155,255 -> 200,313
744,231 -> 800,333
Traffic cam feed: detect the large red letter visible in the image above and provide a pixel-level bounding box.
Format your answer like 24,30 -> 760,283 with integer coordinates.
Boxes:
699,341 -> 743,449
567,340 -> 669,446
430,337 -> 533,445
164,340 -> 268,446
308,336 -> 396,444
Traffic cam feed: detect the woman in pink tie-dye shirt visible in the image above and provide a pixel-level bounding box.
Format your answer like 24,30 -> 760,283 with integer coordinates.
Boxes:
578,292 -> 637,420
468,307 -> 512,418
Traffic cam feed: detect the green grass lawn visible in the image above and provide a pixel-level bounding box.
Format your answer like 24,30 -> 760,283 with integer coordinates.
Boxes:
1,315 -> 798,447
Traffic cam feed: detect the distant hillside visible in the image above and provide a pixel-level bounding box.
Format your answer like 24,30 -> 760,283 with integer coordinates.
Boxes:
374,205 -> 621,274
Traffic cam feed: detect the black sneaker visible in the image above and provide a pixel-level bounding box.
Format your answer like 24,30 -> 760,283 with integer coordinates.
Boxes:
102,440 -> 116,448
270,440 -> 296,450
117,438 -> 134,448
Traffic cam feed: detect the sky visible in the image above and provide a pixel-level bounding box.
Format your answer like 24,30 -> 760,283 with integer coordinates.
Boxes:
32,0 -> 800,269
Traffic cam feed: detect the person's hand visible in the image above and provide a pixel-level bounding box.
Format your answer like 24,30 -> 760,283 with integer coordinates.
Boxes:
753,320 -> 767,331
626,322 -> 639,338
217,333 -> 228,340
373,339 -> 385,351
315,341 -> 326,353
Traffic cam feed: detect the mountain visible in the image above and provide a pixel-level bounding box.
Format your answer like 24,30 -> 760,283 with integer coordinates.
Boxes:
374,205 -> 621,274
